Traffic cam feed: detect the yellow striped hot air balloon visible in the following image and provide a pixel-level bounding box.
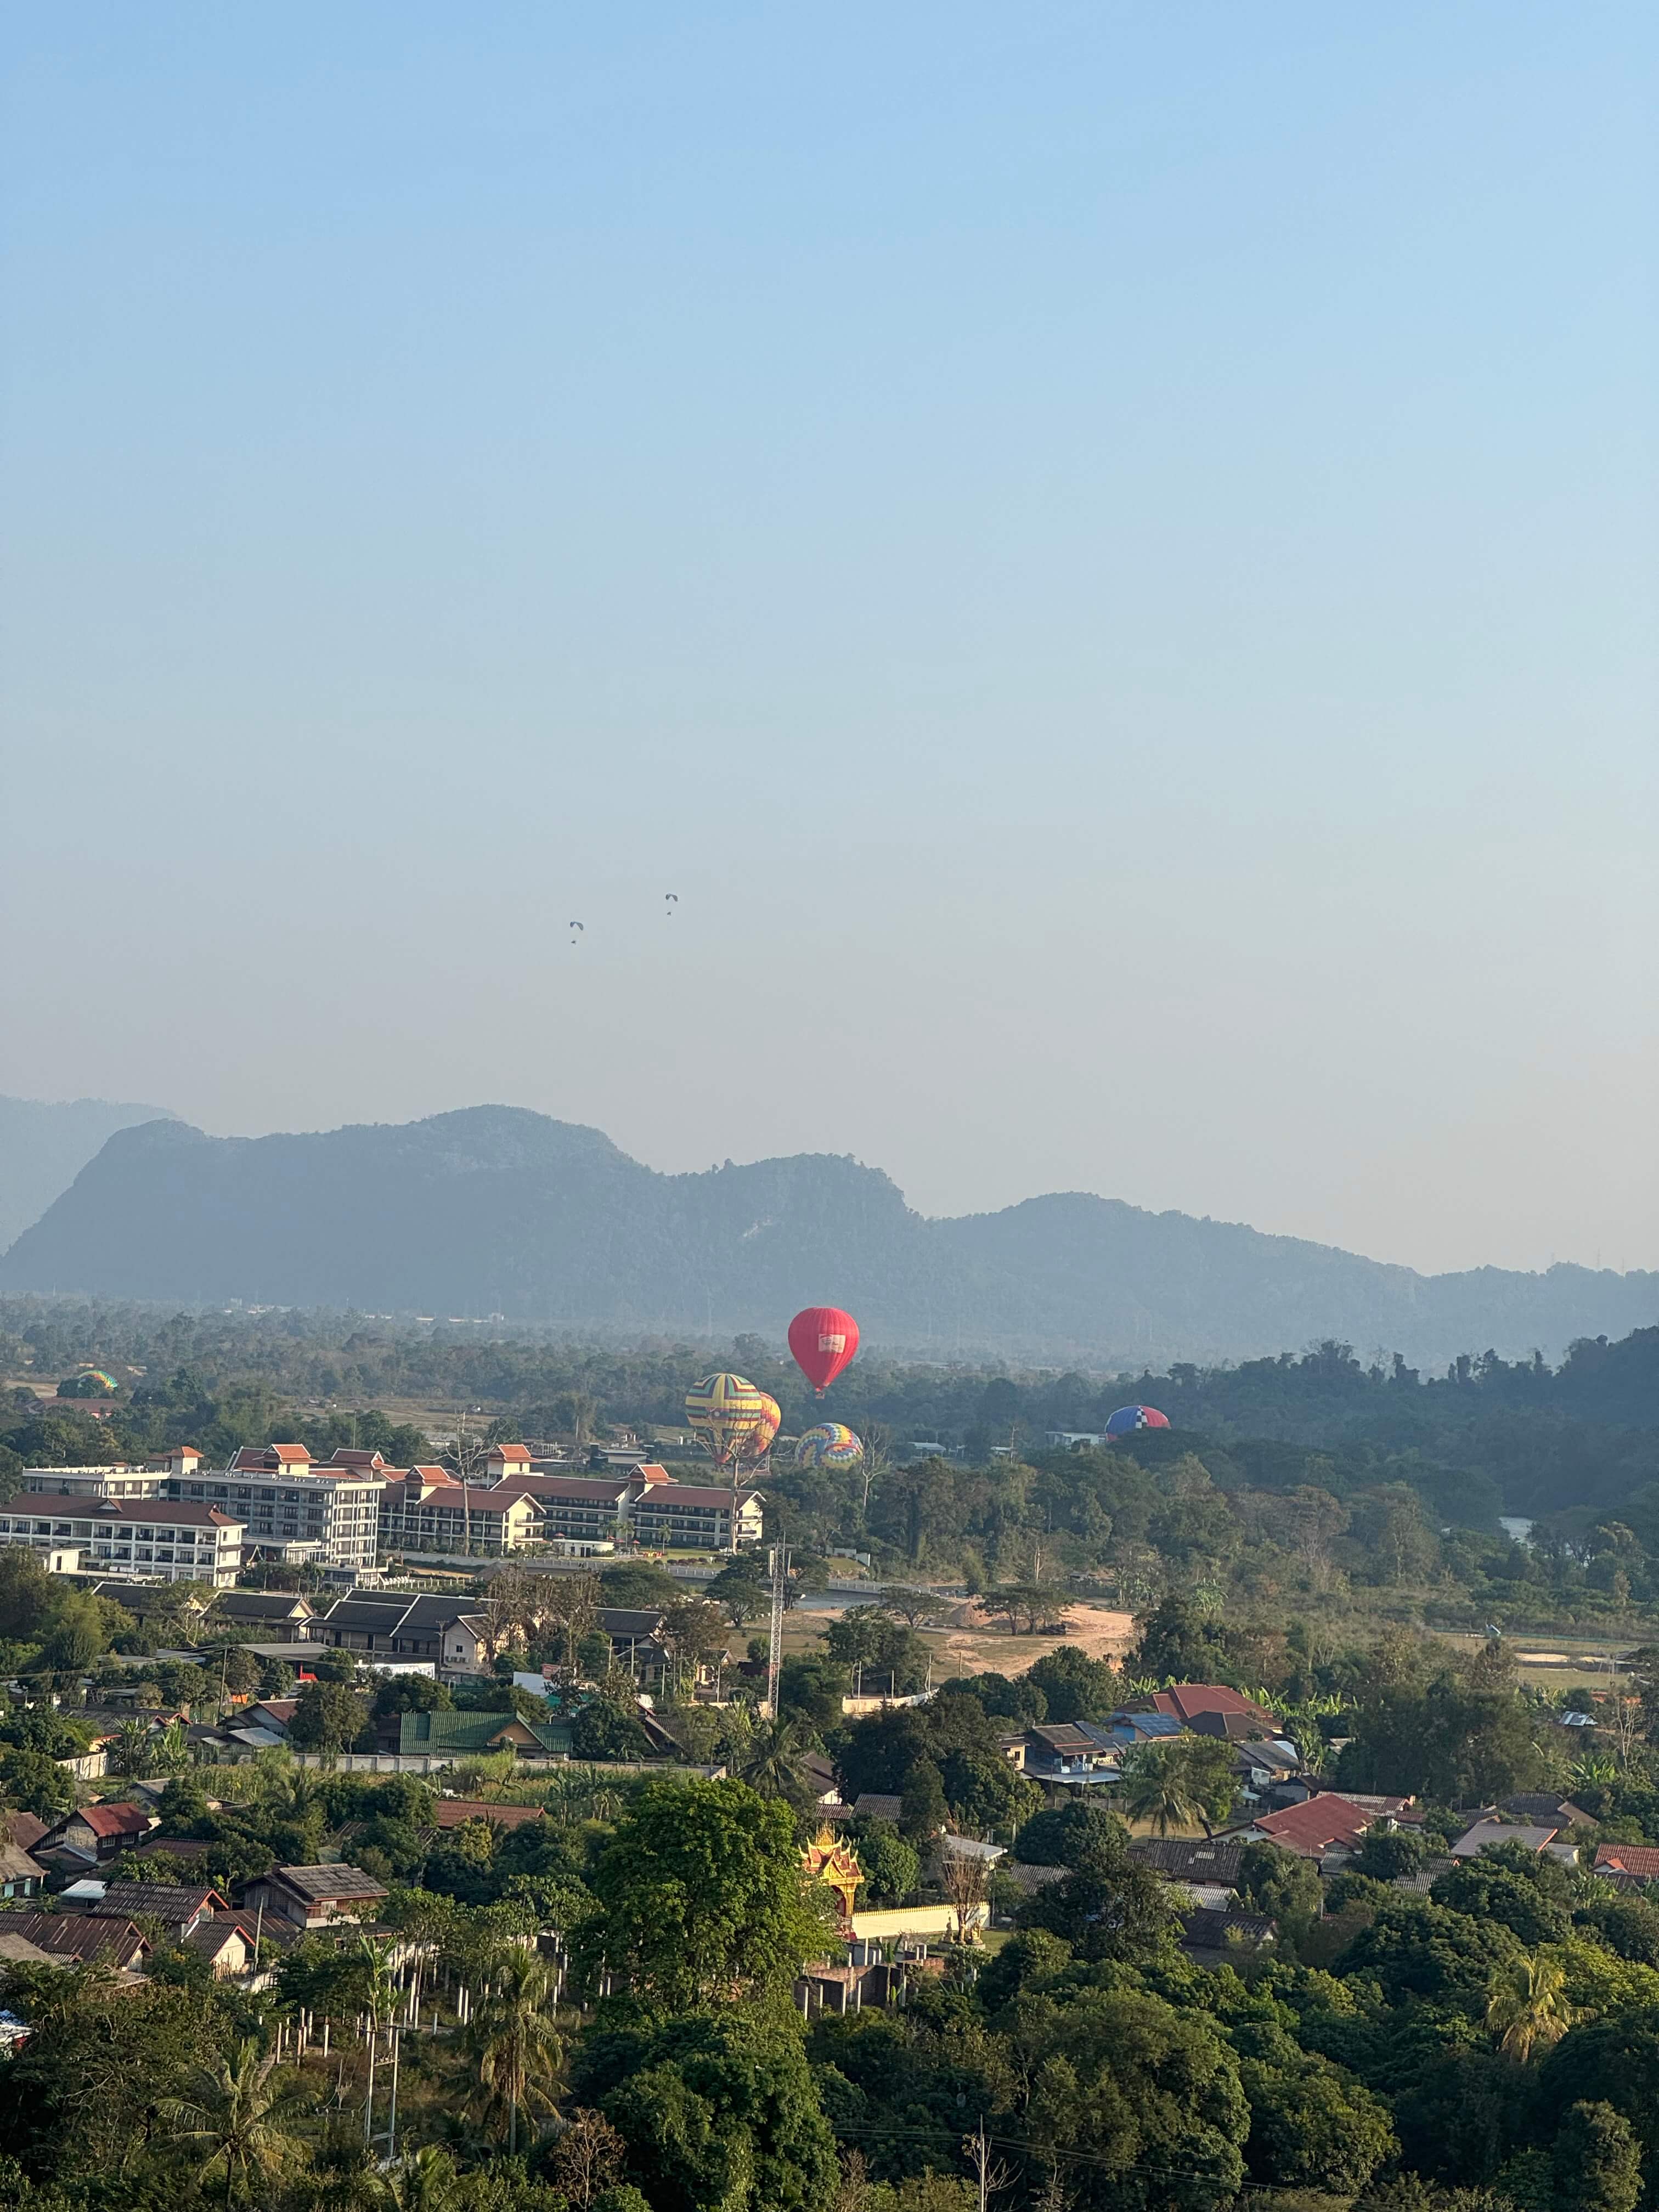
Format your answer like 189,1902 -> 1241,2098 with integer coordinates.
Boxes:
684,1373 -> 769,1466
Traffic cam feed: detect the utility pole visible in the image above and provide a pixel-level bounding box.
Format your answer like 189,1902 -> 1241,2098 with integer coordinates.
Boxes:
766,1539 -> 789,1718
386,2026 -> 400,2161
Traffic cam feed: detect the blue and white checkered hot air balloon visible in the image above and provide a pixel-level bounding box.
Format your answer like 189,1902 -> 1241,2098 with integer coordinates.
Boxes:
1104,1404 -> 1170,1437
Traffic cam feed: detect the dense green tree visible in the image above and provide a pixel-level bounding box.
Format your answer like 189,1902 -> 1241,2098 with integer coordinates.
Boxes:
940,1669 -> 1047,1724
823,1607 -> 930,1695
1237,2046 -> 1398,2194
41,1594 -> 108,1674
842,1818 -> 918,1905
1575,1893 -> 1659,1968
1538,2007 -> 1659,2181
705,1560 -> 770,1630
936,1747 -> 1040,1836
580,2012 -> 839,2212
1022,1985 -> 1249,2209
776,1655 -> 849,1735
1023,1646 -> 1120,1722
1352,1824 -> 1430,1883
287,1678 -> 368,1753
1338,1672 -> 1549,1803
1551,2099 -> 1643,2212
1133,1594 -> 1235,1684
1234,1838 -> 1323,1922
0,1745 -> 73,1819
572,1689 -> 654,1763
898,1758 -> 948,1843
974,1927 -> 1071,2011
1016,1820 -> 1177,1964
1013,1798 -> 1126,1869
598,1561 -> 686,1609
577,1777 -> 832,2013
0,1549 -> 53,1643
1340,1900 -> 1524,2014
1432,1849 -> 1573,1947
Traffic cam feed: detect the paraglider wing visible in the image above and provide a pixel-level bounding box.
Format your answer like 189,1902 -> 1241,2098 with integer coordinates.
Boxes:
684,1372 -> 769,1465
788,1306 -> 860,1396
1104,1404 -> 1170,1437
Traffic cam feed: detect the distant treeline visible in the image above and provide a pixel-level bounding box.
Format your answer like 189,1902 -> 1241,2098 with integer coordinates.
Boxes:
2,1296 -> 1656,1523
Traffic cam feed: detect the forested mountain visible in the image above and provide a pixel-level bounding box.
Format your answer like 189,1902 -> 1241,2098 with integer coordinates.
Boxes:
0,1094 -> 174,1251
2,1104 -> 1654,1368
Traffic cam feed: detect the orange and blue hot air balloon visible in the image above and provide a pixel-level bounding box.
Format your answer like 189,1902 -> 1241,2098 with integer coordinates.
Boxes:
738,1392 -> 782,1463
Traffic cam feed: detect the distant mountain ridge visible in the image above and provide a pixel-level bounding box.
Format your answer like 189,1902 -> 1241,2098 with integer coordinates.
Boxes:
0,1094 -> 176,1252
1,1104 -> 1653,1369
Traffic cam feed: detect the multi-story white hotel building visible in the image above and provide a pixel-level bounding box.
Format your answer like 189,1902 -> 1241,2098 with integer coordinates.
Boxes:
20,1443 -> 383,1575
0,1493 -> 243,1586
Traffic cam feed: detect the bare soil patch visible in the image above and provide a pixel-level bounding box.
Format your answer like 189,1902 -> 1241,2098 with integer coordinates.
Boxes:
926,1601 -> 1136,1680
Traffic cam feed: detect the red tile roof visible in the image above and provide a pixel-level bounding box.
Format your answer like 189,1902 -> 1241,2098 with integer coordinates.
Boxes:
495,1476 -> 631,1504
633,1484 -> 758,1509
1248,1795 -> 1376,1858
1596,1844 -> 1659,1880
1151,1685 -> 1280,1728
432,1799 -> 548,1830
74,1802 -> 154,1841
13,1494 -> 241,1526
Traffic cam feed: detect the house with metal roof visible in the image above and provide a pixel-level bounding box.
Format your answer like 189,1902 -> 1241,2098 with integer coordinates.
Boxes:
88,1882 -> 229,1938
398,1708 -> 571,1760
35,1800 -> 156,1869
308,1592 -> 493,1674
0,1911 -> 151,1971
1136,1685 -> 1284,1738
239,1863 -> 390,1929
211,1590 -> 319,1638
1008,1722 -> 1124,1789
1229,1792 -> 1383,1862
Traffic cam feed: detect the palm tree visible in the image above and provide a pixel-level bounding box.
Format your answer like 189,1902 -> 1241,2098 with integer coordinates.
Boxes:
1118,1741 -> 1207,1837
108,1718 -> 155,1778
151,1718 -> 192,1775
1486,1953 -> 1577,2062
159,2038 -> 312,2208
357,1934 -> 401,2035
1571,1752 -> 1620,1791
463,1946 -> 564,2156
735,1715 -> 816,1813
378,2146 -> 460,2211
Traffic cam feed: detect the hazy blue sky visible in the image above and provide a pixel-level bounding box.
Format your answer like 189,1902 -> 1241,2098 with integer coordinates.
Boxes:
3,4 -> 1655,1277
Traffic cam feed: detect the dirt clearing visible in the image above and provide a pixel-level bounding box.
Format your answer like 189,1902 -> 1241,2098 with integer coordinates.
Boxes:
926,1601 -> 1136,1680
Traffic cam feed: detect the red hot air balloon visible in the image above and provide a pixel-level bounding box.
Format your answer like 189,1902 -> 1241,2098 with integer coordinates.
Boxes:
788,1306 -> 860,1395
